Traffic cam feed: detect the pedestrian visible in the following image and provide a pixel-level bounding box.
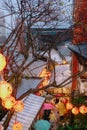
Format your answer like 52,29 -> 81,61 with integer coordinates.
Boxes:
43,109 -> 51,121
49,107 -> 60,130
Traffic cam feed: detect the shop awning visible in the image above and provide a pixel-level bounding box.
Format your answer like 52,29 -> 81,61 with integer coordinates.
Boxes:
68,43 -> 87,66
0,94 -> 45,130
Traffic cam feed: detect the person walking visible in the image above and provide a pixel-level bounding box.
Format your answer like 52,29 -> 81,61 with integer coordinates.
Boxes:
49,107 -> 60,130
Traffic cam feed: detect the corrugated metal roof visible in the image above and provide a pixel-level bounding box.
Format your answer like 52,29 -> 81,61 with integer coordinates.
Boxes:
68,44 -> 87,59
0,94 -> 45,130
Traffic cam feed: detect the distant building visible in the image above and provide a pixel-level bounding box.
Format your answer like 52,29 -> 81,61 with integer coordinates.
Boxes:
31,0 -> 73,49
15,0 -> 73,51
32,0 -> 73,29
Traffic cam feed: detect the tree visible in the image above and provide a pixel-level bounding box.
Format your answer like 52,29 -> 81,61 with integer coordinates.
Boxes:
0,0 -> 73,96
0,0 -> 78,129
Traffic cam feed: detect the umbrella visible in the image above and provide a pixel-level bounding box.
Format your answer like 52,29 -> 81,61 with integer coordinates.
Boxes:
34,119 -> 51,130
43,103 -> 54,110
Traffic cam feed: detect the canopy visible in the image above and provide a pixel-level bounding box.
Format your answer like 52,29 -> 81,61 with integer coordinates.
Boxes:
68,43 -> 87,66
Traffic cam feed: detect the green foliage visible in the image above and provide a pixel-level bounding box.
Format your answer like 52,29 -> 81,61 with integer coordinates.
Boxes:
57,96 -> 87,130
72,96 -> 87,106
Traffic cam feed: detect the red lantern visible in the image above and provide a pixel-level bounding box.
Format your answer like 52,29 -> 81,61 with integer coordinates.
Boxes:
61,98 -> 68,104
0,53 -> 6,71
35,92 -> 41,96
66,102 -> 73,110
14,100 -> 24,112
0,81 -> 12,99
79,105 -> 87,114
12,122 -> 23,130
2,96 -> 15,109
72,107 -> 79,115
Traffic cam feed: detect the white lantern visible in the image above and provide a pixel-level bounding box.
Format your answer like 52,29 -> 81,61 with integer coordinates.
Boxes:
12,122 -> 23,130
2,96 -> 15,109
0,81 -> 12,99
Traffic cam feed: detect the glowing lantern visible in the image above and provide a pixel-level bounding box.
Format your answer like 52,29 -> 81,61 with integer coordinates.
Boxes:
79,105 -> 87,114
39,68 -> 47,77
2,96 -> 15,109
12,122 -> 23,130
0,81 -> 12,99
14,100 -> 24,112
62,60 -> 67,64
61,98 -> 68,104
42,79 -> 49,86
35,92 -> 41,96
66,102 -> 73,110
72,107 -> 79,115
45,72 -> 51,79
0,53 -> 6,71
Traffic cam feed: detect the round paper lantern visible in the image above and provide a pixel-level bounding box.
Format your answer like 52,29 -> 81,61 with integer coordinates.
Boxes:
66,102 -> 73,110
0,53 -> 6,71
79,105 -> 87,114
14,100 -> 24,112
0,81 -> 12,99
2,96 -> 15,109
12,122 -> 23,130
72,107 -> 79,115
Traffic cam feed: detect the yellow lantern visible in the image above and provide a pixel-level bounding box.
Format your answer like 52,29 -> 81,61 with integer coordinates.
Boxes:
12,122 -> 23,130
0,81 -> 12,99
0,53 -> 6,71
72,107 -> 79,115
2,96 -> 15,109
66,102 -> 73,110
14,100 -> 24,112
62,60 -> 67,64
79,105 -> 87,114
